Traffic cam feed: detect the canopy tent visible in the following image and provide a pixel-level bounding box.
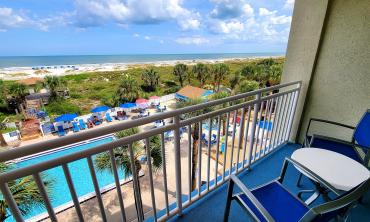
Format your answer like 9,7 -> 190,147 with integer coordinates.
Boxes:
91,105 -> 110,113
149,96 -> 160,100
120,103 -> 137,109
136,98 -> 149,109
149,96 -> 161,106
54,113 -> 78,122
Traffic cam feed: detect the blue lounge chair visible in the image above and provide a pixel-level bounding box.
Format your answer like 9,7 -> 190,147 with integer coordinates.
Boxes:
305,110 -> 370,166
79,119 -> 86,130
224,158 -> 370,222
105,113 -> 113,122
72,122 -> 80,132
57,125 -> 66,137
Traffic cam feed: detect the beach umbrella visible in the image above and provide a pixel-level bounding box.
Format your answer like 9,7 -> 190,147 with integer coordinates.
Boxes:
119,103 -> 137,109
136,98 -> 149,109
91,105 -> 110,113
136,98 -> 149,104
149,96 -> 160,100
54,113 -> 78,122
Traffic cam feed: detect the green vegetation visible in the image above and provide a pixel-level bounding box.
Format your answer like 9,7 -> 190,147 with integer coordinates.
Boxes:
0,162 -> 54,222
0,57 -> 284,120
94,127 -> 162,218
0,127 -> 17,134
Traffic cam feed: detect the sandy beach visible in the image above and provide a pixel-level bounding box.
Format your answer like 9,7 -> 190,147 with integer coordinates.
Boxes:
0,56 -> 281,81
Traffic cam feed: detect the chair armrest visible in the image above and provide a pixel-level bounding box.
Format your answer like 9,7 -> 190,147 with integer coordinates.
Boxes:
311,134 -> 370,151
282,158 -> 341,196
229,175 -> 275,222
305,118 -> 355,138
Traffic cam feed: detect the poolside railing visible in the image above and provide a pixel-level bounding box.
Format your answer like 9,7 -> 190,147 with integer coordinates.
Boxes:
0,81 -> 301,222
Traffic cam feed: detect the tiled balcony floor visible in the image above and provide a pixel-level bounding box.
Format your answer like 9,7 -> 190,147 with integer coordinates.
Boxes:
166,143 -> 370,222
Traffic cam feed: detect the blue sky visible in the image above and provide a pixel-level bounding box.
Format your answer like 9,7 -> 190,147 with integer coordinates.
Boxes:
0,0 -> 295,56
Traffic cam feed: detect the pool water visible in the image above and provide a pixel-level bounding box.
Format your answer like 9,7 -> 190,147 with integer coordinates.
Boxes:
11,137 -> 127,221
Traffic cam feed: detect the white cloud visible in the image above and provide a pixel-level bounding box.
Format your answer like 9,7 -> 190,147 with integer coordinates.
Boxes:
259,8 -> 276,16
144,36 -> 151,40
0,7 -> 28,31
284,0 -> 295,10
210,0 -> 253,19
209,20 -> 244,34
73,0 -> 201,30
175,37 -> 210,45
270,15 -> 291,25
133,33 -> 140,37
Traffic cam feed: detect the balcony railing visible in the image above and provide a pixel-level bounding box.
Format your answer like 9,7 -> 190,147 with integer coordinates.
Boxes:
0,81 -> 301,222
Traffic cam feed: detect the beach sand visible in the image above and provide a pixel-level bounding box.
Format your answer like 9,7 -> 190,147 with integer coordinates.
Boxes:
0,56 -> 280,81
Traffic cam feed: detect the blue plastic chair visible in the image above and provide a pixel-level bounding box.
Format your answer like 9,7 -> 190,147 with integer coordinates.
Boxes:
224,158 -> 370,222
57,125 -> 66,137
105,113 -> 113,122
79,119 -> 86,130
72,122 -> 80,132
305,110 -> 370,167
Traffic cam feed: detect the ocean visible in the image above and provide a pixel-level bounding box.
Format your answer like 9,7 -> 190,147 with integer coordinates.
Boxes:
0,53 -> 284,68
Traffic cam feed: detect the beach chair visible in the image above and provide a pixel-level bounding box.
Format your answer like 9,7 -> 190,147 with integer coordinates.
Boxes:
105,113 -> 113,122
72,122 -> 80,132
117,111 -> 124,120
305,110 -> 370,166
57,125 -> 66,137
224,158 -> 370,222
87,120 -> 94,128
79,119 -> 87,130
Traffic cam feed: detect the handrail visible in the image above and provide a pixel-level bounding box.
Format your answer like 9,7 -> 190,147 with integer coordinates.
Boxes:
0,81 -> 302,222
0,81 -> 301,162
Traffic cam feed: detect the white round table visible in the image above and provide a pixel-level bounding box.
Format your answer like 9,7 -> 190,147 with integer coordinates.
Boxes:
291,148 -> 370,191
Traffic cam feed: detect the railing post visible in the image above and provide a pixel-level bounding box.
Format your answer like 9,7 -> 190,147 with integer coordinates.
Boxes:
285,83 -> 301,141
173,115 -> 183,216
246,93 -> 261,169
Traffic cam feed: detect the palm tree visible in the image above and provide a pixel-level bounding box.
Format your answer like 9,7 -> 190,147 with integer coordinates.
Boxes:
192,63 -> 209,87
43,76 -> 66,99
173,64 -> 187,87
114,74 -> 140,105
212,63 -> 229,92
229,71 -> 241,90
0,80 -> 6,107
237,80 -> 259,93
8,83 -> 28,105
0,162 -> 53,222
210,92 -> 230,136
176,99 -> 214,191
94,127 -> 162,218
240,64 -> 256,80
141,67 -> 160,92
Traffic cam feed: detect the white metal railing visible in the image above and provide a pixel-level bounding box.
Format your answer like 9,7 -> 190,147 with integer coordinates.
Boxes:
0,81 -> 301,222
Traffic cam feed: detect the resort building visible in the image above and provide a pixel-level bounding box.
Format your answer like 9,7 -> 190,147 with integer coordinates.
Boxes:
0,1 -> 369,222
176,85 -> 214,101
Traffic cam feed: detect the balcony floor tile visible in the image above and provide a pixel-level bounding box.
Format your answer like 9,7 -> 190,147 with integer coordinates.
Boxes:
166,143 -> 370,222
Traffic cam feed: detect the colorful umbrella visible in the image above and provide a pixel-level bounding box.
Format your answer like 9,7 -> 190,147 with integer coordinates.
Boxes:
91,105 -> 110,113
120,103 -> 137,109
149,96 -> 160,100
54,113 -> 78,122
136,98 -> 149,103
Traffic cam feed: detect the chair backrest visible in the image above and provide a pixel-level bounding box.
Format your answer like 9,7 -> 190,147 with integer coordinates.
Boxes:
305,177 -> 370,222
353,110 -> 370,148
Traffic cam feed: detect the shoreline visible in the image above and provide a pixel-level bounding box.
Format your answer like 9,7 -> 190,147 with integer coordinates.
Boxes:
0,55 -> 284,80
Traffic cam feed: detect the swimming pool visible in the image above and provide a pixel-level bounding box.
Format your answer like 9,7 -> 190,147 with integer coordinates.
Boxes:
9,136 -> 127,221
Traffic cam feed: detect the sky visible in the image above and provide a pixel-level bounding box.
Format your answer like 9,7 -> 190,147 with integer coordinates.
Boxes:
0,0 -> 295,56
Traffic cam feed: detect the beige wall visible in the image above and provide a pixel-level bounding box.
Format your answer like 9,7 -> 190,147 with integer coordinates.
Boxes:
281,0 -> 330,142
282,0 -> 370,143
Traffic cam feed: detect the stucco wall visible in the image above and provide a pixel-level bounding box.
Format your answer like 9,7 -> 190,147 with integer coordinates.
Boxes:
280,0 -> 330,142
282,0 -> 370,143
